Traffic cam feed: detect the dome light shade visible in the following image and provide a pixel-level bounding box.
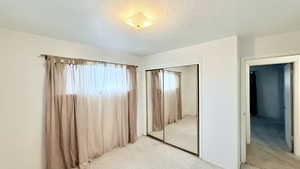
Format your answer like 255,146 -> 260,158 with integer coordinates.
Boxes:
125,12 -> 154,29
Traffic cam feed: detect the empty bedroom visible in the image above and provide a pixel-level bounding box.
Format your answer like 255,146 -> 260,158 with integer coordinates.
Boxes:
1,1 -> 300,169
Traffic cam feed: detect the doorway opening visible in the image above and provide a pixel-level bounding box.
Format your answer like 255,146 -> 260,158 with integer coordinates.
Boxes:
250,64 -> 293,152
246,63 -> 300,169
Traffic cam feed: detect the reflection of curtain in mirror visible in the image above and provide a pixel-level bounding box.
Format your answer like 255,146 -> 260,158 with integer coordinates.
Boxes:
151,70 -> 164,131
45,56 -> 137,169
164,71 -> 182,124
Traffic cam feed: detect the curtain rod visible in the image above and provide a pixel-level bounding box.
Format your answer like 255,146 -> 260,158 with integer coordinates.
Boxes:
145,69 -> 181,73
165,70 -> 182,73
39,54 -> 138,68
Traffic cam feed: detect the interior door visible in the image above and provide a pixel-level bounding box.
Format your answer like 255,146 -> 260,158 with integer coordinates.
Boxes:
163,65 -> 199,155
284,64 -> 293,152
146,64 -> 199,156
146,69 -> 164,141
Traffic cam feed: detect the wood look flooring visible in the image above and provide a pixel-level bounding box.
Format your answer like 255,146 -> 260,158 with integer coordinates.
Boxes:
247,116 -> 300,169
247,143 -> 300,169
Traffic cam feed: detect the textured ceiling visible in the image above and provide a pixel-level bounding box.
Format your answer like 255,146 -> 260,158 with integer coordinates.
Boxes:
0,0 -> 300,56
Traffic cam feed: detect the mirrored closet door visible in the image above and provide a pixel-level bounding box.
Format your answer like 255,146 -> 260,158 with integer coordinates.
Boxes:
146,69 -> 164,140
146,64 -> 199,155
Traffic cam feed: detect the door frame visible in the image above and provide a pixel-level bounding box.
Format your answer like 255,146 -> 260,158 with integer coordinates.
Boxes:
241,54 -> 300,163
284,64 -> 294,152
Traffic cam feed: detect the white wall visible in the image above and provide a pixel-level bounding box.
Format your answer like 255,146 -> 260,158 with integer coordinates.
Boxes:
141,36 -> 240,169
181,65 -> 198,116
239,30 -> 300,58
0,28 -> 142,169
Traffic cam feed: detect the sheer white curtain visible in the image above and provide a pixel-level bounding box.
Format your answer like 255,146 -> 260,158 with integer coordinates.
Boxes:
164,71 -> 182,124
66,64 -> 129,95
46,57 -> 137,169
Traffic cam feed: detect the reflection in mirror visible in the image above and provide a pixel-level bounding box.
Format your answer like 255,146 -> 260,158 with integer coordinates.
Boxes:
163,65 -> 198,154
146,70 -> 164,140
146,65 -> 199,155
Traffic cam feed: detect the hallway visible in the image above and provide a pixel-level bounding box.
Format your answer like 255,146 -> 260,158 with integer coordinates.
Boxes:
251,116 -> 288,152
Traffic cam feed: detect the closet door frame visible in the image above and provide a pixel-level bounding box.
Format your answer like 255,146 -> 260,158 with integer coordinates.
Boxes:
145,64 -> 200,157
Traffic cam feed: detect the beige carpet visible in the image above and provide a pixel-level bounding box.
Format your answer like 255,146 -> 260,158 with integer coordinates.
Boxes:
149,115 -> 198,153
89,136 -> 257,169
165,115 -> 198,153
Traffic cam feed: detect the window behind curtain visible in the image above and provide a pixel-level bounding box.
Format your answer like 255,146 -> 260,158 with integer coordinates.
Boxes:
164,71 -> 177,91
65,63 -> 129,95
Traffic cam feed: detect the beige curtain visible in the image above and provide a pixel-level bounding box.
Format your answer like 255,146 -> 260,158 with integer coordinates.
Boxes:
150,70 -> 182,131
151,70 -> 164,131
45,57 -> 137,169
164,71 -> 182,124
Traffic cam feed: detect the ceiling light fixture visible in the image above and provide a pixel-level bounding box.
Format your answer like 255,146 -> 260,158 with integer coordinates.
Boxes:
125,12 -> 154,29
